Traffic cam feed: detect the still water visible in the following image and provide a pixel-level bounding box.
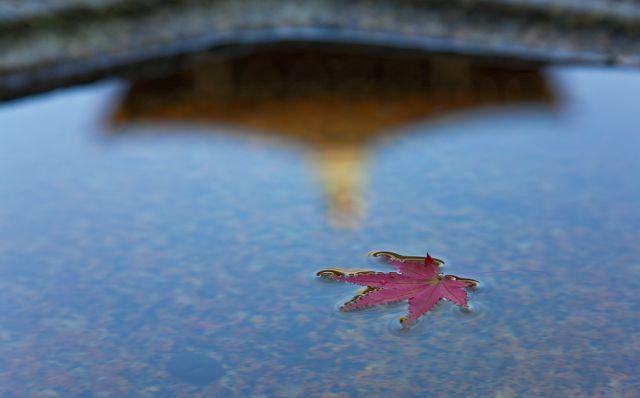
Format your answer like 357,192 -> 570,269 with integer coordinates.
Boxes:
1,54 -> 640,396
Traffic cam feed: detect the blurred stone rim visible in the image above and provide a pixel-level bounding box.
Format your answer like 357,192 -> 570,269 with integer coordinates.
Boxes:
2,0 -> 640,101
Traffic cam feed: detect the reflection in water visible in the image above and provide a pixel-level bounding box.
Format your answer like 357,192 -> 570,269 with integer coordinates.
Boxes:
112,46 -> 554,228
4,58 -> 640,396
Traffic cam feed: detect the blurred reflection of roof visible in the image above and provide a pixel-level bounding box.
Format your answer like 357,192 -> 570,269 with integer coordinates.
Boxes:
112,47 -> 554,228
114,48 -> 553,141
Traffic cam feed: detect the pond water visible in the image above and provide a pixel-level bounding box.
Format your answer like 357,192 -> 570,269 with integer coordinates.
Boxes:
1,54 -> 640,397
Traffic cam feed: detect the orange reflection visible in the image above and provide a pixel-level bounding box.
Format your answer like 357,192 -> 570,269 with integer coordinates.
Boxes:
112,46 -> 554,228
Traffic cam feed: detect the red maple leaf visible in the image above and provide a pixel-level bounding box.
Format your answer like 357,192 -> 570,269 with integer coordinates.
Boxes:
317,251 -> 478,324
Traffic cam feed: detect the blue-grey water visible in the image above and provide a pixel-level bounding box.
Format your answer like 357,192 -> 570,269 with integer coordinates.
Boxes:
1,66 -> 640,397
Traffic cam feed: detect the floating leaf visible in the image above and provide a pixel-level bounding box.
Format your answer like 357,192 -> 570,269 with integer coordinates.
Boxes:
317,251 -> 478,325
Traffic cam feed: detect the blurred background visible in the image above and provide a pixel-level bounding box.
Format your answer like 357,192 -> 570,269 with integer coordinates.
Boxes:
1,1 -> 640,397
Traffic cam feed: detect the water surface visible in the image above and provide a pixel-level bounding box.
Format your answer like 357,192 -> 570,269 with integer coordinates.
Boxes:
1,63 -> 639,397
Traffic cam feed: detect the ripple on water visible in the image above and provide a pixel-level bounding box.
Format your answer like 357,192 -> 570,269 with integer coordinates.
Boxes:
449,300 -> 488,324
385,313 -> 424,336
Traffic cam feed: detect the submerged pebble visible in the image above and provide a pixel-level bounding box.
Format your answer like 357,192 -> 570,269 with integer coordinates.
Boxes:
166,352 -> 223,386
